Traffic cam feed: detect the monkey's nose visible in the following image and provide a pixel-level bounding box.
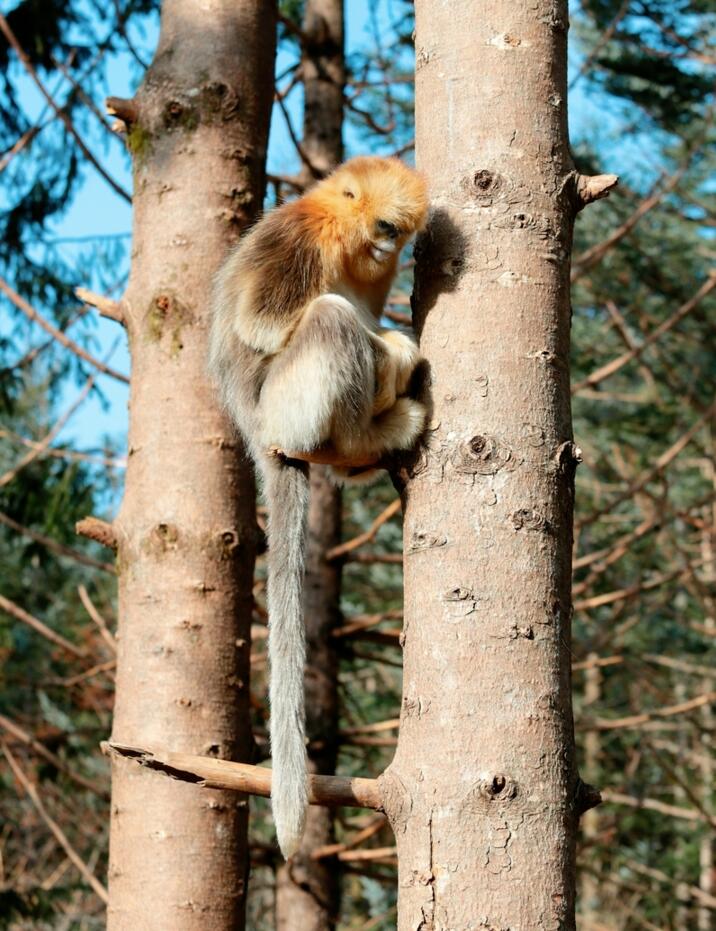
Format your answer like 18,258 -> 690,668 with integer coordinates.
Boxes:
376,219 -> 399,240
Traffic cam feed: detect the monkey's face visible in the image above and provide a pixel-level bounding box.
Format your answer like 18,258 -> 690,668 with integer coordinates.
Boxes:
316,156 -> 429,284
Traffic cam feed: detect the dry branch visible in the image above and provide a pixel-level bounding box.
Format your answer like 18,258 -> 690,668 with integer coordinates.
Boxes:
268,444 -> 381,470
76,516 -> 118,551
0,276 -> 129,383
601,789 -> 715,826
0,13 -> 130,203
105,742 -> 382,810
75,286 -> 126,326
576,173 -> 619,209
0,593 -> 87,659
0,510 -> 115,574
1,741 -> 109,902
105,95 -> 139,125
326,498 -> 401,561
0,714 -> 108,799
573,273 -> 716,393
78,585 -> 117,653
586,690 -> 716,731
0,375 -> 95,488
311,815 -> 388,860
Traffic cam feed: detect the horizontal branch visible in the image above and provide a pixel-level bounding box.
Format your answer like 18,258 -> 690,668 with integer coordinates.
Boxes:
601,789 -> 715,826
105,743 -> 383,810
576,172 -> 619,209
585,690 -> 716,731
75,286 -> 126,326
76,516 -> 117,551
105,96 -> 139,125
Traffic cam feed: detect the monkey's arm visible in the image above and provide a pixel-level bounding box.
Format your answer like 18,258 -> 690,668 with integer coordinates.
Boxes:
217,208 -> 324,356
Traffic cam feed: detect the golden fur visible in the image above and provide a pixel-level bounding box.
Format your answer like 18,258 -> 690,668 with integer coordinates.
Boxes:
208,156 -> 429,858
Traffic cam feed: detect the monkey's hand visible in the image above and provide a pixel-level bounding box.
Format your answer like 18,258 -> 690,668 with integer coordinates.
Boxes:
372,330 -> 421,416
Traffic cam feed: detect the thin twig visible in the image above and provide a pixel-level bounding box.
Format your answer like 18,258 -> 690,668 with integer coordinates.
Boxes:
0,593 -> 87,659
1,741 -> 109,902
0,375 -> 95,488
0,510 -> 115,574
78,585 -> 117,653
0,276 -> 129,383
0,13 -> 131,203
327,499 -> 401,561
0,714 -> 108,799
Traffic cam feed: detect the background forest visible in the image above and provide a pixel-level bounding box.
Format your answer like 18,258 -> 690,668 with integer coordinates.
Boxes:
0,0 -> 714,928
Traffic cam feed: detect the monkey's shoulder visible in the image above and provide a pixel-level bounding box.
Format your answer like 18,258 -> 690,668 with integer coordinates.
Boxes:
238,204 -> 325,320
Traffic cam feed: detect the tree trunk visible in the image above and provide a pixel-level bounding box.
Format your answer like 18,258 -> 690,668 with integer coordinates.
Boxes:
383,2 -> 592,927
275,2 -> 344,927
107,3 -> 275,928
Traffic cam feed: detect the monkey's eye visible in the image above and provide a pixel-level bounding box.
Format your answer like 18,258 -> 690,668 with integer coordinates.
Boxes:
376,219 -> 400,240
343,190 -> 355,199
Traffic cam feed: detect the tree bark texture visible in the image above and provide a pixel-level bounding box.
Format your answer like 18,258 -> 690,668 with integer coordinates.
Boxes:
107,2 -> 275,928
276,2 -> 344,927
384,2 -> 581,928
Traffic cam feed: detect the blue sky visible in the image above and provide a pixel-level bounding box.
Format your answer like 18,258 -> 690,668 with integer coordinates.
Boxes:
3,0 -> 659,501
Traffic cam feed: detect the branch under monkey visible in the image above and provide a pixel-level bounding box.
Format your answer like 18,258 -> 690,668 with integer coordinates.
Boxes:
104,742 -> 383,810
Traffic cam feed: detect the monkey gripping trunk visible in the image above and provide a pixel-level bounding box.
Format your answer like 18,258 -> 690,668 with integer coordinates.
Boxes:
264,456 -> 310,858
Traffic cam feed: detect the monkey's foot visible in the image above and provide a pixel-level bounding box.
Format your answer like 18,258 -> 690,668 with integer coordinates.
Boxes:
268,444 -> 382,470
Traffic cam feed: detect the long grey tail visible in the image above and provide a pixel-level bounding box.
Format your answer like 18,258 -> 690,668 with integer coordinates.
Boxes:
264,455 -> 310,858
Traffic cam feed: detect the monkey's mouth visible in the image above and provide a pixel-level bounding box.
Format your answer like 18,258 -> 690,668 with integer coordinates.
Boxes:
370,242 -> 397,262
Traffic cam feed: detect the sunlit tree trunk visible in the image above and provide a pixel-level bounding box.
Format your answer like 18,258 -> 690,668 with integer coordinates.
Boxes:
107,2 -> 275,927
275,2 -> 344,928
383,2 -> 608,926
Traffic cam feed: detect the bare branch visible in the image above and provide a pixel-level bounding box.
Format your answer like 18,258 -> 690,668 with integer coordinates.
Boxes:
75,286 -> 126,326
0,276 -> 129,383
0,714 -> 108,799
327,499 -> 401,561
0,593 -> 87,659
268,444 -> 382,470
78,585 -> 117,653
0,510 -> 115,574
601,789 -> 715,826
1,741 -> 109,902
0,13 -> 131,203
76,516 -> 118,551
576,173 -> 619,210
105,96 -> 139,126
573,273 -> 716,393
0,375 -> 95,488
585,690 -> 716,731
105,742 -> 382,810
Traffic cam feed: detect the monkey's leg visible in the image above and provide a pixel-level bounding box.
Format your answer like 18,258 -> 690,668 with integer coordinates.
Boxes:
259,293 -> 376,453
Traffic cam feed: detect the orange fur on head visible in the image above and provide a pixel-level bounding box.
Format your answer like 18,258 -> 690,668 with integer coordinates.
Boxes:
300,156 -> 429,287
